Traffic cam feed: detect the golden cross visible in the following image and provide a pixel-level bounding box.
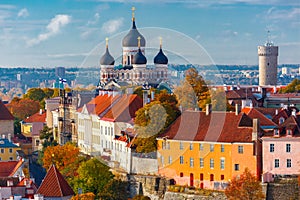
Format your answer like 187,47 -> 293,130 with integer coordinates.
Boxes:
132,6 -> 135,20
105,37 -> 109,48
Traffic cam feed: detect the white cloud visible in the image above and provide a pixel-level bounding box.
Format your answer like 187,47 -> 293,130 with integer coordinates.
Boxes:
27,14 -> 71,46
17,8 -> 29,18
101,17 -> 124,34
87,13 -> 100,25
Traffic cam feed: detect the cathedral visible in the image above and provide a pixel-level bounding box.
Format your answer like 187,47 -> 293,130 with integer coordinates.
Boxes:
99,7 -> 169,89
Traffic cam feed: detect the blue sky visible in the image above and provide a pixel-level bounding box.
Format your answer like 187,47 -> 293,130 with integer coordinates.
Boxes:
0,0 -> 299,67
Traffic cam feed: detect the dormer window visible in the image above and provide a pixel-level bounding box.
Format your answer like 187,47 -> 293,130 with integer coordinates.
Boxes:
279,117 -> 285,125
286,129 -> 292,136
274,129 -> 279,137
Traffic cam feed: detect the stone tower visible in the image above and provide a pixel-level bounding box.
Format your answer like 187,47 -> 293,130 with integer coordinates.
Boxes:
258,33 -> 278,86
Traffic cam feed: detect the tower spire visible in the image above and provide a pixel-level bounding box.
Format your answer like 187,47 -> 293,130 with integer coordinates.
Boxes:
137,36 -> 141,48
159,37 -> 162,49
266,30 -> 273,46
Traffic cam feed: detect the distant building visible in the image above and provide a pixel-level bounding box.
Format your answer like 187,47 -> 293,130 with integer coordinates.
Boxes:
55,67 -> 65,78
281,67 -> 290,75
258,36 -> 278,86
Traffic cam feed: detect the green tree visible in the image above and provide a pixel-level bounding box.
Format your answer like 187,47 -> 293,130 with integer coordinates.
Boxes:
24,88 -> 46,102
133,195 -> 151,200
225,168 -> 265,200
14,117 -> 21,134
72,158 -> 114,198
43,88 -> 54,98
99,179 -> 128,200
40,126 -> 57,150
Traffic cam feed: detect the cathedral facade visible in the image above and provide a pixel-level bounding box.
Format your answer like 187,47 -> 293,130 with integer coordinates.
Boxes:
99,7 -> 169,89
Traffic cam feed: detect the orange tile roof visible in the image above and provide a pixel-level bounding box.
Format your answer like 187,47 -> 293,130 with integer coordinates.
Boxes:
160,111 -> 254,143
24,110 -> 46,123
37,164 -> 74,197
0,100 -> 14,120
242,107 -> 277,127
0,159 -> 23,177
102,94 -> 143,122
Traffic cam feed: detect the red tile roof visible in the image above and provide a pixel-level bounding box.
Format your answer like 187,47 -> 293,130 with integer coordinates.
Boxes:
0,100 -> 14,120
159,111 -> 253,143
102,94 -> 143,122
37,164 -> 74,197
0,160 -> 23,177
24,110 -> 46,123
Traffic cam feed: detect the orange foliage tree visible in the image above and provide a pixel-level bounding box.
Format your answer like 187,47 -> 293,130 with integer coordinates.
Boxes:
225,168 -> 265,200
42,143 -> 82,178
7,98 -> 40,120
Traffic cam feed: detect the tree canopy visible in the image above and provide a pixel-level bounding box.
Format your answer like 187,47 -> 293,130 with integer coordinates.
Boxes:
225,168 -> 265,200
6,98 -> 40,120
279,78 -> 300,93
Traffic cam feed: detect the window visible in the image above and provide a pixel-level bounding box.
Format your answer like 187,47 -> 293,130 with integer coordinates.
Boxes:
221,144 -> 225,152
9,148 -> 13,153
275,159 -> 279,168
168,156 -> 172,164
220,158 -> 225,170
180,142 -> 184,150
1,149 -> 4,153
190,157 -> 194,167
274,129 -> 279,136
287,129 -> 292,135
238,145 -> 244,154
101,126 -> 103,134
286,144 -> 291,153
200,173 -> 204,181
180,172 -> 183,177
199,143 -> 204,151
105,127 -> 107,135
210,144 -> 214,152
108,127 -> 110,136
9,157 -> 13,161
287,159 -> 291,168
190,143 -> 193,150
210,158 -> 214,169
279,117 -> 285,124
162,141 -> 166,149
270,144 -> 274,152
35,139 -> 40,147
210,174 -> 214,181
200,158 -> 204,168
161,156 -> 164,165
234,164 -> 239,171
111,127 -> 113,136
221,175 -> 225,180
180,156 -> 184,164
166,142 -> 170,150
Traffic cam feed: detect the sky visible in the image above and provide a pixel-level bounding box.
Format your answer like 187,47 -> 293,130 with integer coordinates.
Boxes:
0,0 -> 299,67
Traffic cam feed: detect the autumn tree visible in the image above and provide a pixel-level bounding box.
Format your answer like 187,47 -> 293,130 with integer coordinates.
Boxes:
174,68 -> 210,111
7,98 -> 40,120
71,193 -> 95,200
72,158 -> 114,198
133,92 -> 180,153
225,168 -> 265,200
42,143 -> 82,178
23,88 -> 46,102
99,179 -> 128,200
133,195 -> 151,200
279,78 -> 300,93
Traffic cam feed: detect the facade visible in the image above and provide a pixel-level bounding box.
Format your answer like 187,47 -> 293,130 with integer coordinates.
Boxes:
258,40 -> 278,86
99,7 -> 169,88
0,138 -> 21,161
0,100 -> 14,138
21,109 -> 46,152
262,113 -> 300,182
157,110 -> 262,190
77,93 -> 143,172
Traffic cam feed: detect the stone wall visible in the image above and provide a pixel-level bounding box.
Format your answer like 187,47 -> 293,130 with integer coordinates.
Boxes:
266,181 -> 299,200
0,120 -> 14,138
164,191 -> 226,200
131,156 -> 158,175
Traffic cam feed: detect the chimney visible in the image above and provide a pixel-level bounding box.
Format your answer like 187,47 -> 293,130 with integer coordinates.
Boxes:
143,90 -> 148,106
8,133 -> 11,142
235,104 -> 240,115
39,109 -> 43,115
252,118 -> 260,141
275,109 -> 278,115
151,91 -> 155,101
206,104 -> 212,115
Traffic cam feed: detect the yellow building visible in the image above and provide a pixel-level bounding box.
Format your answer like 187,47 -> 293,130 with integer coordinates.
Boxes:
157,110 -> 262,190
0,138 -> 21,161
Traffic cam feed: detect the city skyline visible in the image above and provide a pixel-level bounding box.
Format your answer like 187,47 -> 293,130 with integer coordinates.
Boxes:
0,0 -> 299,67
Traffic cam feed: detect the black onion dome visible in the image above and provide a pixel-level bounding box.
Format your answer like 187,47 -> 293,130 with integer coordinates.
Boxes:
132,48 -> 147,65
154,48 -> 168,65
100,47 -> 115,65
122,21 -> 146,47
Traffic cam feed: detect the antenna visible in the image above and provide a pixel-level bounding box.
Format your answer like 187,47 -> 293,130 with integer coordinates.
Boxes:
266,29 -> 273,46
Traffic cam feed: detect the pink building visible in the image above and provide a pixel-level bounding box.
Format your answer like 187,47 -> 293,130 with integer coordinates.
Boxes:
262,113 -> 300,182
